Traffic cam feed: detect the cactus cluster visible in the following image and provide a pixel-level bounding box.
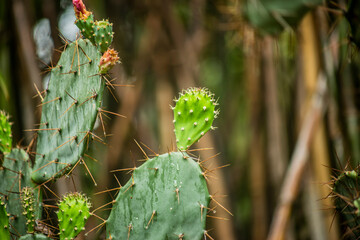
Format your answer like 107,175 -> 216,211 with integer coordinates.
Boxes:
57,193 -> 91,240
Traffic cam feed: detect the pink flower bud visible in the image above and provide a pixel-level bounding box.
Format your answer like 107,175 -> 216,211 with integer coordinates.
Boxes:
99,49 -> 120,74
73,0 -> 91,20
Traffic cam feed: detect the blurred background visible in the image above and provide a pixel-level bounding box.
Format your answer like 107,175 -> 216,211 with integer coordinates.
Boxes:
1,0 -> 360,239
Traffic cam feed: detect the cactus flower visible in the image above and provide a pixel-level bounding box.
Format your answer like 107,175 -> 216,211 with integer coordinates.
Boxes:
99,48 -> 120,74
73,0 -> 91,20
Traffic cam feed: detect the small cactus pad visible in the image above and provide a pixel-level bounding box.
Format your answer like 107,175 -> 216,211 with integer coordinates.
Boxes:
0,197 -> 10,240
99,48 -> 120,74
31,38 -> 105,184
173,88 -> 218,151
332,170 -> 360,237
93,20 -> 113,53
0,149 -> 42,235
0,111 -> 12,155
21,187 -> 37,233
106,152 -> 210,240
75,14 -> 95,43
19,234 -> 51,240
57,193 -> 91,240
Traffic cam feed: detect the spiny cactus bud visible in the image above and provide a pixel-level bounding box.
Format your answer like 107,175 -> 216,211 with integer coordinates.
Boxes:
57,193 -> 91,240
21,187 -> 36,233
73,0 -> 91,20
99,48 -> 120,74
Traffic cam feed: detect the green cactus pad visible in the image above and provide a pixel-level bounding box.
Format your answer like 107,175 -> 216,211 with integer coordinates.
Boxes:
106,152 -> 210,240
173,88 -> 218,151
57,192 -> 91,240
75,14 -> 95,43
93,20 -> 113,53
0,149 -> 42,236
19,234 -> 51,240
0,197 -> 10,240
333,170 -> 360,237
21,187 -> 37,233
32,38 -> 105,184
0,111 -> 12,155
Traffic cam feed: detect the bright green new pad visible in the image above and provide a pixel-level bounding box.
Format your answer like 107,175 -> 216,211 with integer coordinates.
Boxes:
0,149 -> 41,235
75,14 -> 95,43
0,111 -> 12,155
32,38 -> 105,183
0,196 -> 10,240
93,20 -> 113,53
106,152 -> 210,240
333,170 -> 360,238
57,192 -> 91,240
19,234 -> 51,240
21,187 -> 37,233
173,88 -> 218,150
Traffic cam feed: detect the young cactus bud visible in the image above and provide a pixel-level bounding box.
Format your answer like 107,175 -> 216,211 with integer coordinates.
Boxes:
0,111 -> 12,155
0,196 -> 10,240
21,187 -> 36,233
57,193 -> 91,240
99,48 -> 120,74
172,88 -> 219,150
73,0 -> 91,20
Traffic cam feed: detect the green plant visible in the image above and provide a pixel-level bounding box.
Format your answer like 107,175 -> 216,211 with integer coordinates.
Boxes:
0,196 -> 10,240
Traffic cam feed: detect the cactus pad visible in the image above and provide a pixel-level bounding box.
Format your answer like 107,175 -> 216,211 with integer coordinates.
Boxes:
0,149 -> 41,235
106,152 -> 210,240
31,38 -> 105,183
19,234 -> 51,240
173,88 -> 218,151
0,196 -> 10,240
0,111 -> 12,155
75,15 -> 95,43
332,170 -> 360,237
57,192 -> 91,240
93,20 -> 113,53
21,187 -> 37,233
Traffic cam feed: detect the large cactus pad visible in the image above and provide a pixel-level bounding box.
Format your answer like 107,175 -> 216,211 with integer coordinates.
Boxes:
106,152 -> 210,240
173,88 -> 218,151
32,38 -> 105,183
19,234 -> 51,240
0,149 -> 41,235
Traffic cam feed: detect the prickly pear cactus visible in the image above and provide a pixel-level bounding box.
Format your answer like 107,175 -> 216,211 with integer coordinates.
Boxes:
57,193 -> 91,240
31,38 -> 105,183
21,187 -> 37,233
0,111 -> 12,155
106,152 -> 210,240
0,149 -> 41,235
93,20 -> 114,53
332,170 -> 360,238
19,234 -> 51,240
173,88 -> 218,151
0,196 -> 10,240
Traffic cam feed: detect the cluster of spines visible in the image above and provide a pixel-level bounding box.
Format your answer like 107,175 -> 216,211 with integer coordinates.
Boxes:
0,111 -> 12,155
0,196 -> 10,240
57,193 -> 91,240
172,88 -> 219,150
21,187 -> 36,233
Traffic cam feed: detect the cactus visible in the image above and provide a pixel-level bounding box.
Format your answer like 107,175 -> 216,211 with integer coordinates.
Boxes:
332,170 -> 360,238
107,88 -> 217,239
0,196 -> 10,240
21,187 -> 37,233
19,234 -> 51,240
173,88 -> 218,151
0,111 -> 12,155
57,192 -> 91,240
0,149 -> 42,235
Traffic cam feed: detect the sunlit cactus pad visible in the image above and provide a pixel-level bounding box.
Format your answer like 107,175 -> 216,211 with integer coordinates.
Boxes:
0,196 -> 10,240
173,88 -> 218,151
19,234 -> 51,240
57,192 -> 91,240
332,170 -> 360,237
106,152 -> 210,240
0,149 -> 41,235
32,38 -> 105,183
0,111 -> 12,155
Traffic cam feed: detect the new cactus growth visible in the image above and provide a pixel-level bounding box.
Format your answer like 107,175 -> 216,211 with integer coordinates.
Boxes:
0,196 -> 10,240
173,88 -> 218,151
0,149 -> 42,235
0,111 -> 12,155
57,193 -> 91,240
332,170 -> 360,238
21,187 -> 36,233
31,38 -> 105,184
99,48 -> 120,74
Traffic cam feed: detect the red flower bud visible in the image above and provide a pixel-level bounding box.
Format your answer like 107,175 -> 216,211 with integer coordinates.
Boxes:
99,49 -> 120,74
73,0 -> 91,20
